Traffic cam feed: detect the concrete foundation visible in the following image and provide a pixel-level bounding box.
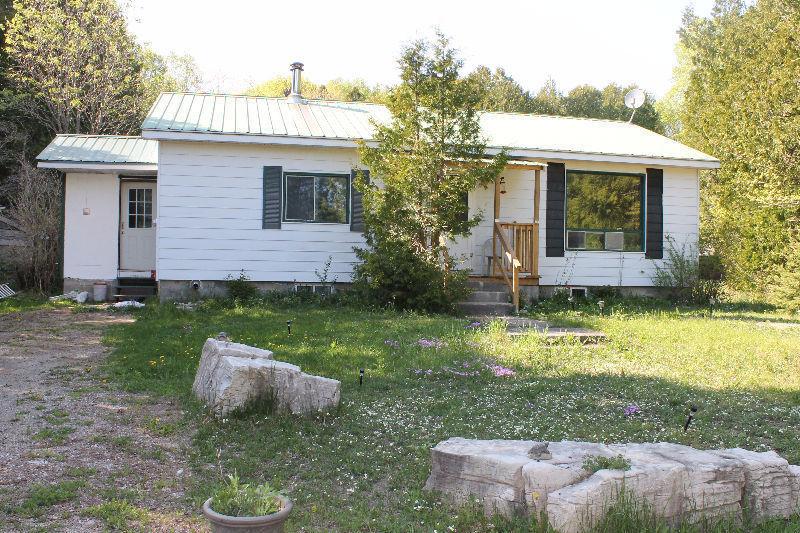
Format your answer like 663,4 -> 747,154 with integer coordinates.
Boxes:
63,278 -> 115,299
537,285 -> 667,299
158,279 -> 347,301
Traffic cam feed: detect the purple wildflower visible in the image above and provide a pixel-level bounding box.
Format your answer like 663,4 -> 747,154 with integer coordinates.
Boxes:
486,364 -> 516,377
384,339 -> 400,349
465,321 -> 482,329
623,404 -> 641,417
417,338 -> 446,349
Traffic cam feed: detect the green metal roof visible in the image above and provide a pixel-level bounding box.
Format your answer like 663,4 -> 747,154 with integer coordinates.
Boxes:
141,92 -> 719,167
37,135 -> 158,164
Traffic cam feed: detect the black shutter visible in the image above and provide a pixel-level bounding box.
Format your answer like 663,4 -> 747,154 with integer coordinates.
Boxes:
645,168 -> 664,259
350,169 -> 369,232
262,166 -> 282,229
545,162 -> 566,257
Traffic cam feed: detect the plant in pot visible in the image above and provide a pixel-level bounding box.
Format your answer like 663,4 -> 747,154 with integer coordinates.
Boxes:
203,474 -> 292,533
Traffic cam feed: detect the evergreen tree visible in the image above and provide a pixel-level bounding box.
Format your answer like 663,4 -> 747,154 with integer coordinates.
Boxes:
353,33 -> 506,311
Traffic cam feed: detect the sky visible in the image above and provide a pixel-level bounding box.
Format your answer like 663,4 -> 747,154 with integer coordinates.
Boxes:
126,0 -> 716,98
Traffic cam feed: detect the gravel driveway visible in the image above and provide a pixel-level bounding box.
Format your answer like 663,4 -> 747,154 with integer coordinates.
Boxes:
0,308 -> 204,532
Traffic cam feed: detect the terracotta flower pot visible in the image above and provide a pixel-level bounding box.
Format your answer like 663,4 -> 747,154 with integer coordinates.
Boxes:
202,496 -> 293,533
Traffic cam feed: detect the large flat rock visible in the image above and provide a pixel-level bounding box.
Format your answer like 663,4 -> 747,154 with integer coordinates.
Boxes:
192,338 -> 340,417
425,438 -> 800,533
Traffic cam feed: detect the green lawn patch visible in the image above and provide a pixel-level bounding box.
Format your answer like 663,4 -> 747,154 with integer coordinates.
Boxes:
104,298 -> 800,532
12,480 -> 85,517
0,294 -> 73,315
32,426 -> 76,445
81,500 -> 149,530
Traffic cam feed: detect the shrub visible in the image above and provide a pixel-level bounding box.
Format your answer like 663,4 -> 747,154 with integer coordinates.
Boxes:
210,473 -> 283,517
592,285 -> 619,301
351,239 -> 469,313
225,270 -> 258,302
768,238 -> 800,313
652,235 -> 699,299
651,234 -> 725,304
699,254 -> 724,281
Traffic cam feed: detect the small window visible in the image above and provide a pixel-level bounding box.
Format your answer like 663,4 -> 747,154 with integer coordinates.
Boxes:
284,173 -> 349,224
565,171 -> 644,252
570,287 -> 588,299
127,188 -> 153,229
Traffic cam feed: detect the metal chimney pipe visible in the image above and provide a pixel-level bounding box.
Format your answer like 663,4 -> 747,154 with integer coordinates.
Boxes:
288,62 -> 304,103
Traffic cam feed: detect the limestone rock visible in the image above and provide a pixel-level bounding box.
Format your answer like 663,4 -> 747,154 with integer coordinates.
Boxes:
192,338 -> 340,417
790,465 -> 800,511
425,438 -> 800,533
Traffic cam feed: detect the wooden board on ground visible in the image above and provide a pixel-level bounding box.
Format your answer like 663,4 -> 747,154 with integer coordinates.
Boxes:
474,316 -> 607,344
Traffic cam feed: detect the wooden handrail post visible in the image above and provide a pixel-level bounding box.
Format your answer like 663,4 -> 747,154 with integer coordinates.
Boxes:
533,169 -> 541,279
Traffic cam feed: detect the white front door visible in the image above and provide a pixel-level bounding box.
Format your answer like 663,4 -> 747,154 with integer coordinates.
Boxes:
120,181 -> 156,271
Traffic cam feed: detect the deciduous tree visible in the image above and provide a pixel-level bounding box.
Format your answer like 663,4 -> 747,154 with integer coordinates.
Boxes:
4,0 -> 171,135
677,0 -> 800,288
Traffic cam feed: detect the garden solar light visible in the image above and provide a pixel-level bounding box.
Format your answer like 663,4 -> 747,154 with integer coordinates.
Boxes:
287,320 -> 292,335
359,368 -> 364,386
598,300 -> 606,316
684,404 -> 698,432
568,295 -> 575,310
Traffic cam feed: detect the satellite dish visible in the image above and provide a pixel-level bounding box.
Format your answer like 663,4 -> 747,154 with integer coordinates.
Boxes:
624,88 -> 646,122
624,88 -> 646,109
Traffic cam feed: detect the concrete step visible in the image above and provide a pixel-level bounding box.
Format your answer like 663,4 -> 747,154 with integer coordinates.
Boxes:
456,301 -> 515,316
467,279 -> 507,291
466,290 -> 510,303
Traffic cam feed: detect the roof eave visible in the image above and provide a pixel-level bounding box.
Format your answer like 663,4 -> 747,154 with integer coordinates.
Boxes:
37,161 -> 158,174
143,129 -> 721,169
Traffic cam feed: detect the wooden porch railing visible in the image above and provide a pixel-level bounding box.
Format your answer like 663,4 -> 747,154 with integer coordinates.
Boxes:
492,221 -> 539,312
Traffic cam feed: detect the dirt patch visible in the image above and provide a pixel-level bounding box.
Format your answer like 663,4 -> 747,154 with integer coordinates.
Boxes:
0,308 -> 206,532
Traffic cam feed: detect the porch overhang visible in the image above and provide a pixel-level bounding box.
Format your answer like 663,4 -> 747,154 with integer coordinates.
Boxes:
37,161 -> 158,175
443,157 -> 547,171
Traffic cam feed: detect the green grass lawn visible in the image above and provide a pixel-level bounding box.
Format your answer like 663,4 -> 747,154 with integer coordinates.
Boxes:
104,297 -> 800,532
0,293 -> 62,314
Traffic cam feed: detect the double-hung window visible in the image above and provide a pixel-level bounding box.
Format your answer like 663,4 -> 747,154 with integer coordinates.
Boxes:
565,170 -> 644,252
284,173 -> 350,224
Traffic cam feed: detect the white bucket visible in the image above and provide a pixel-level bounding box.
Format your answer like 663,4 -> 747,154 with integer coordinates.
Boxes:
92,282 -> 108,302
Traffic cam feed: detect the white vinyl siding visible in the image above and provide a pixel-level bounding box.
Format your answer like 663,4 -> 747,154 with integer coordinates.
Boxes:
451,160 -> 699,287
156,142 -> 364,282
156,141 -> 698,287
63,173 -> 120,280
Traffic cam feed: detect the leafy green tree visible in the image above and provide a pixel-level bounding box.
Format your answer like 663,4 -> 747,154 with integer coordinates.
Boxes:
656,41 -> 694,138
0,0 -> 49,200
563,84 -> 663,132
528,78 -> 565,115
3,0 -> 182,135
467,67 -> 662,131
246,76 -> 388,103
353,33 -> 506,312
467,66 -> 535,113
677,0 -> 800,288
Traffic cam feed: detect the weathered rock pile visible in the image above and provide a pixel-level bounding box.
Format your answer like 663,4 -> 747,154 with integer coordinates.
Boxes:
192,337 -> 340,416
425,438 -> 800,533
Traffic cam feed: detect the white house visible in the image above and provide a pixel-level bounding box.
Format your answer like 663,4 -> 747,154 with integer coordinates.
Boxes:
37,65 -> 719,305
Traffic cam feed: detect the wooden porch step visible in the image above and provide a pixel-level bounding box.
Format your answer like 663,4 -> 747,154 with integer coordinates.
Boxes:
115,278 -> 157,301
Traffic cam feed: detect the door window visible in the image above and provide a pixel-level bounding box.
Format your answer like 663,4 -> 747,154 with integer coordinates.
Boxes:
128,188 -> 153,229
